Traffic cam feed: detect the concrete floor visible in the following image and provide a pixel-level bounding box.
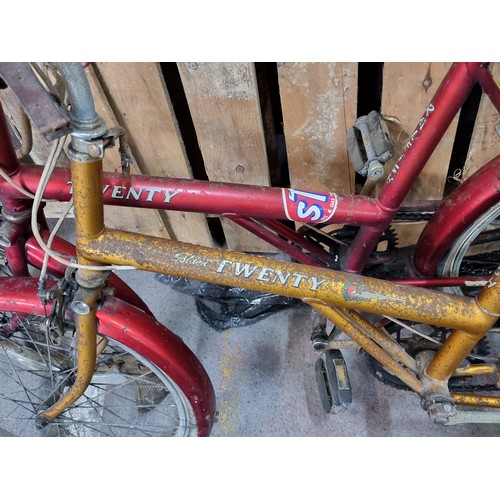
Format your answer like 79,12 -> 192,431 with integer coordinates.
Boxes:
116,268 -> 500,437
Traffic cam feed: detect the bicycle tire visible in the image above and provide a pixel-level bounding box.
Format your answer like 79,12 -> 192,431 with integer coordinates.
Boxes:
0,277 -> 216,436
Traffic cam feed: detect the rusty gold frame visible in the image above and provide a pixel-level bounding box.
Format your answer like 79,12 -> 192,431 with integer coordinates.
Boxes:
40,153 -> 500,421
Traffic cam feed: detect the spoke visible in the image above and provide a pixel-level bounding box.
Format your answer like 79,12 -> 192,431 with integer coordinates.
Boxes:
74,377 -> 175,426
43,322 -> 56,388
0,362 -> 77,413
51,399 -> 180,437
14,313 -> 50,365
63,373 -> 181,434
0,309 -> 189,436
0,342 -> 38,412
0,392 -> 38,415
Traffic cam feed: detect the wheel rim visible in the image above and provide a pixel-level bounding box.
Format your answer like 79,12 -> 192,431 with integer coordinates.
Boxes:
0,311 -> 197,436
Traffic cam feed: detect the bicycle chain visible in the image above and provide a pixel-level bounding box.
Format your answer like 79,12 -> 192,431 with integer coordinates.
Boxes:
394,210 -> 434,222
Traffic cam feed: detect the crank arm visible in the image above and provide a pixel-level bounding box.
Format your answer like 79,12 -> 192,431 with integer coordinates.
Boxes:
446,410 -> 500,425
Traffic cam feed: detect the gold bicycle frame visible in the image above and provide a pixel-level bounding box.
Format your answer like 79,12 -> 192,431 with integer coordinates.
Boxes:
39,151 -> 500,421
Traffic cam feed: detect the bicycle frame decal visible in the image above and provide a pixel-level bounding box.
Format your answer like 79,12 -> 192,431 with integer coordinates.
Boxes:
216,258 -> 327,291
282,188 -> 338,222
387,103 -> 435,183
67,180 -> 182,204
174,252 -> 210,267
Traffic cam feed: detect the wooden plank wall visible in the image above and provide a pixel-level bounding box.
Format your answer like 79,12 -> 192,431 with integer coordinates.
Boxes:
2,62 -> 499,253
278,62 -> 357,194
380,63 -> 459,245
463,62 -> 500,178
177,62 -> 273,252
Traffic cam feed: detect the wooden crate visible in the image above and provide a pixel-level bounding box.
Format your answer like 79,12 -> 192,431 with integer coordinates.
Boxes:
2,62 -> 499,252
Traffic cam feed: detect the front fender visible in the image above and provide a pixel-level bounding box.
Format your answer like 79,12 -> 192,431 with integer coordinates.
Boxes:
97,296 -> 216,436
0,276 -> 216,436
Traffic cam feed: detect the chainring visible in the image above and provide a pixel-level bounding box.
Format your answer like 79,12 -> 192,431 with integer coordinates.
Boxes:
364,321 -> 498,392
298,223 -> 399,269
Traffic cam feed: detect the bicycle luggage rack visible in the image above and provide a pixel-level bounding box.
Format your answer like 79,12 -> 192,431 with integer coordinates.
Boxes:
0,63 -> 71,141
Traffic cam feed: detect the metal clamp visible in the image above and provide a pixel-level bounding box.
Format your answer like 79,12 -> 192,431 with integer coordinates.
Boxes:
70,126 -> 133,175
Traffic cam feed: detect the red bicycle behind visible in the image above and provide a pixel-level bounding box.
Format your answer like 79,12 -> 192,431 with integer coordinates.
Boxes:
0,62 -> 499,436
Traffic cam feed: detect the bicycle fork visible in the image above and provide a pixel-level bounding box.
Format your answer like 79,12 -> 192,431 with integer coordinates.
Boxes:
37,146 -> 108,423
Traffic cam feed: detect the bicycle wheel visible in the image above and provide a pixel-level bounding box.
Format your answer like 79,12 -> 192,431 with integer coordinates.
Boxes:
438,200 -> 500,296
0,283 -> 203,437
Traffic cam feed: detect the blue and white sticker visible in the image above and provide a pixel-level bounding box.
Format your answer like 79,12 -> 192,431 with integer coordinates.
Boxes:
282,188 -> 338,223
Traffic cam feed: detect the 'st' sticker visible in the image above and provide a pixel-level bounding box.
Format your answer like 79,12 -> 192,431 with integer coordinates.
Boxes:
282,188 -> 338,223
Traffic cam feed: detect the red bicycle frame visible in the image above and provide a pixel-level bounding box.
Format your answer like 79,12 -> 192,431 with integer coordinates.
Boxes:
1,63 -> 500,286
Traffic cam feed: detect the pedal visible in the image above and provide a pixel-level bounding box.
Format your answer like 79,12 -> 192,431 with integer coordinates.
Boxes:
346,110 -> 394,177
315,349 -> 352,414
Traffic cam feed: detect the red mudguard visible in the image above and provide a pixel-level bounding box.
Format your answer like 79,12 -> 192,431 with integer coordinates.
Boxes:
0,277 -> 216,436
414,154 -> 500,276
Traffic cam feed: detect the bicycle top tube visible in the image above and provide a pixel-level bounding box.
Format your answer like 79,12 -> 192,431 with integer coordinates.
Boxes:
3,163 -> 386,226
